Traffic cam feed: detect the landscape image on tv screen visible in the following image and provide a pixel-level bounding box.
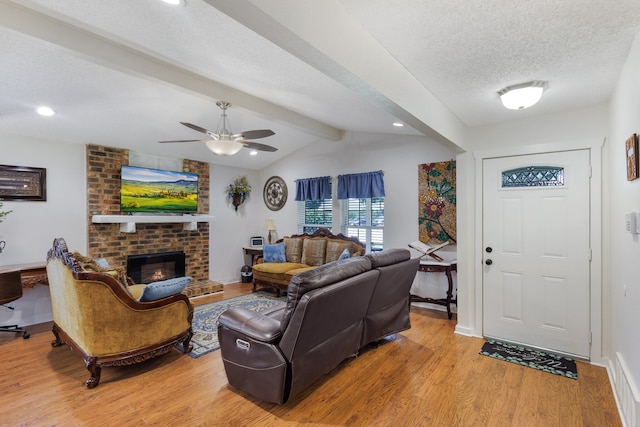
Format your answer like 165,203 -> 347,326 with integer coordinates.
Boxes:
120,165 -> 198,213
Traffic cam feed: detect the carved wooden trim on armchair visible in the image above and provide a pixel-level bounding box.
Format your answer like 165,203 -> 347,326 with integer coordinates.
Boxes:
46,237 -> 194,388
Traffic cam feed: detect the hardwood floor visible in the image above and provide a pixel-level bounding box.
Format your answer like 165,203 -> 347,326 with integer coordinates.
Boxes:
0,283 -> 621,426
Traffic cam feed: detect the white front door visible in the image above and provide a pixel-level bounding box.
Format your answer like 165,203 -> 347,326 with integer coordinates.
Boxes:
482,150 -> 591,358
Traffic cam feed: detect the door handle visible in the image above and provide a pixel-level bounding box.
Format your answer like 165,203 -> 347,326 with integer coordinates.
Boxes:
485,259 -> 493,265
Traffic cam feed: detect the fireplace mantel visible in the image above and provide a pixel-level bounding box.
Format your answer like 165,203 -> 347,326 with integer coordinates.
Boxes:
92,214 -> 215,233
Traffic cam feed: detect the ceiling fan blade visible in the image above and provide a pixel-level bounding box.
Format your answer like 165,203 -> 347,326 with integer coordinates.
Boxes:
158,139 -> 204,143
239,129 -> 275,140
242,141 -> 278,152
180,122 -> 213,135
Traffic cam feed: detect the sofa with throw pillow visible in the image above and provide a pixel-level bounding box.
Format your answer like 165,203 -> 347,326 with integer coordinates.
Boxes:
252,228 -> 365,296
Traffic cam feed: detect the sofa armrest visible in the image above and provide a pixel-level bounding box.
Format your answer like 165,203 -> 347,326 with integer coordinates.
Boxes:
218,307 -> 282,343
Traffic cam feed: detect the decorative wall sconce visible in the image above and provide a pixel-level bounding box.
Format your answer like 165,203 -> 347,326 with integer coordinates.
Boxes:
226,175 -> 251,211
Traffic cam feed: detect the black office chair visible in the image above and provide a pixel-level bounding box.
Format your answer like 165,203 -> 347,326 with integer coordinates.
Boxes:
0,270 -> 30,339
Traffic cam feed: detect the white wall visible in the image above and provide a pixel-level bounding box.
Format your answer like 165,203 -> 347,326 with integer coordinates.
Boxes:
258,131 -> 457,249
0,135 -> 86,326
210,164 -> 262,284
608,31 -> 640,411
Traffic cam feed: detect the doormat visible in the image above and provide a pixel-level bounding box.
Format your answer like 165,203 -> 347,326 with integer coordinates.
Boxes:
480,339 -> 578,379
178,291 -> 286,358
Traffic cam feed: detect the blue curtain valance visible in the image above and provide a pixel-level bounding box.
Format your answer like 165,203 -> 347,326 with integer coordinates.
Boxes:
294,176 -> 332,201
337,170 -> 385,199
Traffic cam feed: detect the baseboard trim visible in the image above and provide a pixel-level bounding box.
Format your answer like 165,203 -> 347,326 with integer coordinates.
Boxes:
610,352 -> 640,427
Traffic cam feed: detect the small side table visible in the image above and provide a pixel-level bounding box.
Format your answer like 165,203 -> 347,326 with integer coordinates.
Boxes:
243,247 -> 264,266
411,258 -> 457,319
0,263 -> 48,288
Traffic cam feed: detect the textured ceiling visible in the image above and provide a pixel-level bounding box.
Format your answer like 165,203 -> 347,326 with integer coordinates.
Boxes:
1,0 -> 639,168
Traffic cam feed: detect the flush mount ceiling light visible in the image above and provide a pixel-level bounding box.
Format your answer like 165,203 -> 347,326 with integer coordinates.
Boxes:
36,106 -> 56,116
161,0 -> 184,5
498,81 -> 546,110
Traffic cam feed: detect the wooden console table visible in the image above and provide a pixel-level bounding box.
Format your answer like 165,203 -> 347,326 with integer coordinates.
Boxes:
410,258 -> 457,319
0,263 -> 48,288
243,247 -> 263,266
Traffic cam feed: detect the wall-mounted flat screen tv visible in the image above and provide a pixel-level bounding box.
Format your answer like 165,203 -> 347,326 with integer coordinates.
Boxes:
120,165 -> 198,213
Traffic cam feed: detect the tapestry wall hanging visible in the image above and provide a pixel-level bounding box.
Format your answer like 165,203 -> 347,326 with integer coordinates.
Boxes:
418,161 -> 456,244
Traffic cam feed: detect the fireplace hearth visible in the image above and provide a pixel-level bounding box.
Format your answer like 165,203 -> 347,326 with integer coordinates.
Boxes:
127,251 -> 186,284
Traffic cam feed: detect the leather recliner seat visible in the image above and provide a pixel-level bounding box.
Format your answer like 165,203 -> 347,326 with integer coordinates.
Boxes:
218,248 -> 419,404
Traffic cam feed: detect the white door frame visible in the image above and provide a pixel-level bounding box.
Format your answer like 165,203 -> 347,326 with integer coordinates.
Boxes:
471,138 -> 604,364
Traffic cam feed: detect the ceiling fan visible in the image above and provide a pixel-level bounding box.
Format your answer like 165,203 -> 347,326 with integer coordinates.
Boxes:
159,101 -> 277,156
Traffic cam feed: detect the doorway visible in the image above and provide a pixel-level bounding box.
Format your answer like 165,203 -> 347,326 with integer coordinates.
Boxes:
482,150 -> 591,358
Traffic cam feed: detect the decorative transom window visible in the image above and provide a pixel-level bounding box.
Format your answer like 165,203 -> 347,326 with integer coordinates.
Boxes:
501,166 -> 565,188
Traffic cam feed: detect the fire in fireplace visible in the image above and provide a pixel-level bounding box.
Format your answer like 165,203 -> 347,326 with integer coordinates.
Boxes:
126,251 -> 186,284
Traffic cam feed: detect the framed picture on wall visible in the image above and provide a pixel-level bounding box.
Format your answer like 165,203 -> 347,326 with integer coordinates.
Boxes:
626,134 -> 639,181
0,164 -> 47,201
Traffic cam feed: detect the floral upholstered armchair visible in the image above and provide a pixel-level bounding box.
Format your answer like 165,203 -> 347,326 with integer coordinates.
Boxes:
45,237 -> 193,388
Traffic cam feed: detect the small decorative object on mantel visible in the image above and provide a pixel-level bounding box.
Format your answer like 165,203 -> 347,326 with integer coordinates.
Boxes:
263,176 -> 287,211
626,133 -> 639,181
226,175 -> 251,211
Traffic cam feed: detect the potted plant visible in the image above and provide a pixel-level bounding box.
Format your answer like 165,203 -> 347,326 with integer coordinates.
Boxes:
226,176 -> 251,211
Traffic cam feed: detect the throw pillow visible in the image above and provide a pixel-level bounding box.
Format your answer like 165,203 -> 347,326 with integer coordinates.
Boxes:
284,237 -> 304,263
263,242 -> 286,263
301,238 -> 327,266
338,248 -> 351,260
325,240 -> 350,263
138,276 -> 192,302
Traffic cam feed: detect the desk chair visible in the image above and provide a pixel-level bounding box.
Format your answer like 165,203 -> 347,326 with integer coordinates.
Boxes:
0,270 -> 30,339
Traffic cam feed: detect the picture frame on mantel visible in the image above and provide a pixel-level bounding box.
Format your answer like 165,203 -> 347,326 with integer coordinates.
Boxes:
0,164 -> 47,201
626,134 -> 639,181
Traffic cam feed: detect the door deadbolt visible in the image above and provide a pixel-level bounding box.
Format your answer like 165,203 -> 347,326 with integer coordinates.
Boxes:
485,247 -> 493,253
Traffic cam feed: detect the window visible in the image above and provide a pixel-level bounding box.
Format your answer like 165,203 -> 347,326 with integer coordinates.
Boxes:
502,166 -> 565,187
341,197 -> 384,252
295,176 -> 333,234
297,198 -> 332,234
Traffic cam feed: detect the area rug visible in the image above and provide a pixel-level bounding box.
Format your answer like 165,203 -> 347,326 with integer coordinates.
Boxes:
179,292 -> 286,358
480,339 -> 578,379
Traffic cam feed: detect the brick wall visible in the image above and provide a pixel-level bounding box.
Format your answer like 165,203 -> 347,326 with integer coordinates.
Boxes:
86,144 -> 210,282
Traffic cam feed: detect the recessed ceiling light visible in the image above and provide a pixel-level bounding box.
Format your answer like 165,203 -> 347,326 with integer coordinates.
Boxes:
249,150 -> 258,156
161,0 -> 184,5
392,122 -> 404,127
36,106 -> 56,116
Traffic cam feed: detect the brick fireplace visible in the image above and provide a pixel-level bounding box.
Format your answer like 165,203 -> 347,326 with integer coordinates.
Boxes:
86,144 -> 211,284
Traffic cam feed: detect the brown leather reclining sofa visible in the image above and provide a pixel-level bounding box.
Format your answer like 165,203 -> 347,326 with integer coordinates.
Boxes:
217,248 -> 419,404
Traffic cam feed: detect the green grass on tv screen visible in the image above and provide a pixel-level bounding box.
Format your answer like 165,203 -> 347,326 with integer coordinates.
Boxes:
121,180 -> 198,213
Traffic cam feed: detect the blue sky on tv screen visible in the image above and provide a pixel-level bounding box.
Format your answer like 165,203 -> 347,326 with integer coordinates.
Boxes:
122,166 -> 197,182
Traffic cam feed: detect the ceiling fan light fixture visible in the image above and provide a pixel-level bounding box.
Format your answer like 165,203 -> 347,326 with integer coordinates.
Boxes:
205,139 -> 243,156
498,81 -> 546,110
